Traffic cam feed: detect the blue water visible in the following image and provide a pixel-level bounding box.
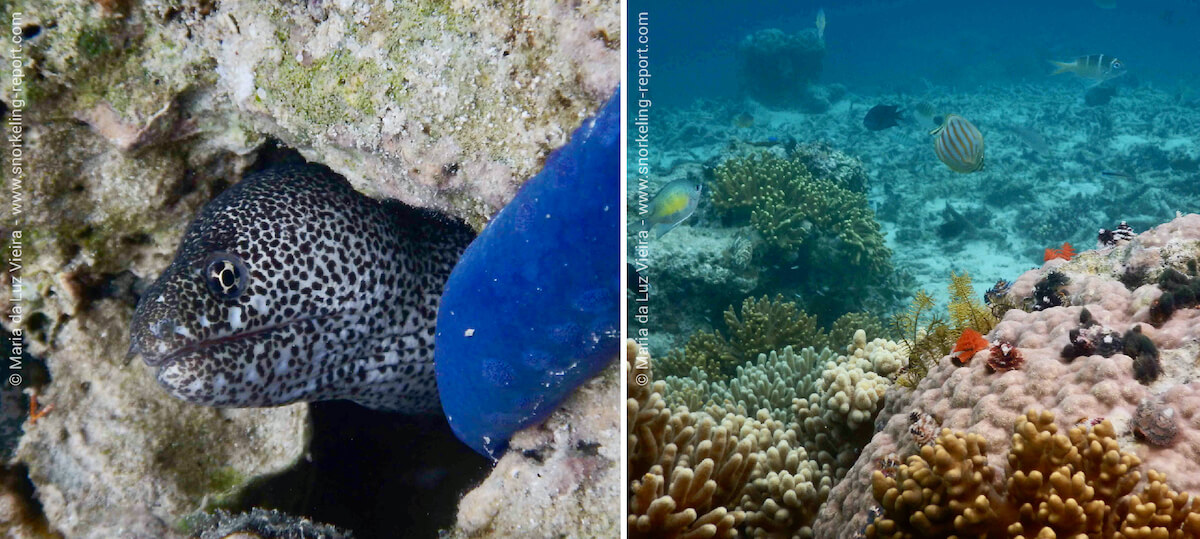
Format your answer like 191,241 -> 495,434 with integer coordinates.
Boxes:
632,0 -> 1200,108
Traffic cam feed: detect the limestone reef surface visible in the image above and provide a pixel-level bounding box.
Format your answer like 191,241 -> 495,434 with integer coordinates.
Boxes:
814,213 -> 1200,537
0,0 -> 617,535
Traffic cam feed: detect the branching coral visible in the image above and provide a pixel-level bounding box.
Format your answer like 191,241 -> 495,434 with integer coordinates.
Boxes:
710,152 -> 891,277
628,341 -> 756,539
662,295 -> 885,381
866,428 -> 997,538
653,331 -> 907,538
865,410 -> 1200,539
1005,410 -> 1141,537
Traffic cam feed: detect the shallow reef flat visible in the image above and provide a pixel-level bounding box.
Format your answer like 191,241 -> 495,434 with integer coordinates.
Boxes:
631,82 -> 1200,314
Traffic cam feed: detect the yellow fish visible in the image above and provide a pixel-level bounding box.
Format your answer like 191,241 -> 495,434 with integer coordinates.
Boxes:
816,8 -> 826,42
644,178 -> 702,238
931,114 -> 984,173
1050,54 -> 1125,82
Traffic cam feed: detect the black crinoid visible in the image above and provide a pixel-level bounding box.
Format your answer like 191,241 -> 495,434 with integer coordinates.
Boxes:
1149,267 -> 1200,326
1061,308 -> 1123,361
1029,271 -> 1069,311
1124,325 -> 1160,384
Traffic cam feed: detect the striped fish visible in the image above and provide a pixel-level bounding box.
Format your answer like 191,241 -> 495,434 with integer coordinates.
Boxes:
1050,54 -> 1125,82
931,114 -> 984,173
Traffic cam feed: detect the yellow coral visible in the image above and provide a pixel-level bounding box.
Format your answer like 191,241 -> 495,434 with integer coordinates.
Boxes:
627,341 -> 756,539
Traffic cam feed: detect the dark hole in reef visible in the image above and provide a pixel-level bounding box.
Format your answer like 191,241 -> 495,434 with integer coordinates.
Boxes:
164,170 -> 198,208
522,448 -> 545,464
246,140 -> 309,175
0,100 -> 8,118
441,162 -> 459,179
0,464 -> 54,530
25,312 -> 51,344
574,440 -> 601,457
231,401 -> 491,538
20,25 -> 41,39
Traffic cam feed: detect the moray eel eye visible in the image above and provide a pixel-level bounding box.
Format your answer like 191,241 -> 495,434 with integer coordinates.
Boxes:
203,252 -> 248,300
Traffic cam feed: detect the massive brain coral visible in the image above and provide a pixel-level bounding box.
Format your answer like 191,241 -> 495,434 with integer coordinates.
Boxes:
814,213 -> 1200,537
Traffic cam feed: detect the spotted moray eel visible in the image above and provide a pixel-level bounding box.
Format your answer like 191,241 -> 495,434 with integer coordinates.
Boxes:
128,165 -> 473,413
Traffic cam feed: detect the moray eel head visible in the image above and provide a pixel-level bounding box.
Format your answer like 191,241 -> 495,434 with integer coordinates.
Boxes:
130,165 -> 471,411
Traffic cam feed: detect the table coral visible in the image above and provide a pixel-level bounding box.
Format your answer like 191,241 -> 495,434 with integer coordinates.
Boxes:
814,213 -> 1200,538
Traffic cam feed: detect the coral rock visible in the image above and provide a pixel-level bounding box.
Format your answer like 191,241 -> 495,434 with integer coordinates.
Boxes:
1133,398 -> 1179,448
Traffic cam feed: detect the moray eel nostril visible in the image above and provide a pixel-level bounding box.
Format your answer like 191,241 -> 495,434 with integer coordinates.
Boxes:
129,164 -> 474,412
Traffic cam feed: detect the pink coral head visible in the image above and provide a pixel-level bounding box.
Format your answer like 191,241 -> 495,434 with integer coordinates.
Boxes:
987,340 -> 1025,372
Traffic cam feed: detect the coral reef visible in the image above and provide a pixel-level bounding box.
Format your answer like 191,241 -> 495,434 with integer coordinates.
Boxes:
736,28 -> 827,110
630,333 -> 908,538
627,341 -> 753,539
814,214 -> 1200,537
436,90 -> 619,459
710,151 -> 891,279
864,410 -> 1200,538
867,428 -> 996,537
658,295 -> 882,381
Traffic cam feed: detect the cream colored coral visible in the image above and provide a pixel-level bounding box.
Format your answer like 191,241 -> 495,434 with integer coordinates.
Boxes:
627,341 -> 756,539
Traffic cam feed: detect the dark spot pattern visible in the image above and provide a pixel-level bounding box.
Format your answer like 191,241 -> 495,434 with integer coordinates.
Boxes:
129,165 -> 474,413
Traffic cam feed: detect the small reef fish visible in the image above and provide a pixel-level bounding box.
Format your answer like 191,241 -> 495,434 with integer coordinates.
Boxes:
930,114 -> 984,173
1101,170 -> 1134,180
732,113 -> 755,128
863,105 -> 904,131
1044,242 -> 1076,262
1050,54 -> 1125,83
644,178 -> 702,238
951,328 -> 989,365
816,8 -> 826,42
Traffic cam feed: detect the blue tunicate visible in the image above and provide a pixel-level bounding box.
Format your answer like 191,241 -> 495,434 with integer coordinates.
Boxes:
434,89 -> 619,460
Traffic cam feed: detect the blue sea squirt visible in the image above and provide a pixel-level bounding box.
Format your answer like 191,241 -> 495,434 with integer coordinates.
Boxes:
434,89 -> 620,459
